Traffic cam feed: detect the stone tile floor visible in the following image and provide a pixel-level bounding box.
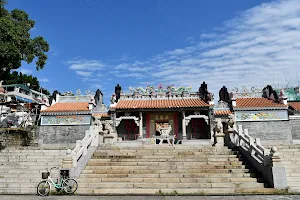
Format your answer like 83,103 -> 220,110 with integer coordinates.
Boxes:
0,196 -> 299,200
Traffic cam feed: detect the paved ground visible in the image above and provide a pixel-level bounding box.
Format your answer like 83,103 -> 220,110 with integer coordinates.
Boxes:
0,196 -> 299,200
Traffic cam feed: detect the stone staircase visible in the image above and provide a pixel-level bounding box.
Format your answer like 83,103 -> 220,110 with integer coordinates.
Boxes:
77,145 -> 273,195
269,144 -> 300,193
0,147 -> 66,194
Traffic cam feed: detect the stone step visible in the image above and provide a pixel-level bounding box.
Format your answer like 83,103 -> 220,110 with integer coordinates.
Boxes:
0,159 -> 64,162
0,178 -> 42,183
86,161 -> 244,166
76,182 -> 264,189
285,168 -> 300,173
87,159 -> 245,166
77,177 -> 264,183
93,152 -> 238,157
89,158 -> 241,163
76,188 -> 275,195
286,172 -> 300,177
0,188 -> 36,194
289,187 -> 300,193
95,152 -> 240,156
0,182 -> 40,188
84,165 -> 247,170
95,150 -> 237,154
81,168 -> 253,174
286,177 -> 300,181
0,149 -> 66,153
286,182 -> 300,187
281,160 -> 300,165
79,172 -> 259,179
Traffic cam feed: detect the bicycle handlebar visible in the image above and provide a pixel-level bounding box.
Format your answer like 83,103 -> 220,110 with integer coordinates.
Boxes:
46,166 -> 59,173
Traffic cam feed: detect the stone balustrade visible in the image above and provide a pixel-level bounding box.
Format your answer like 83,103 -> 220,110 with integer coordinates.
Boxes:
229,125 -> 287,189
62,125 -> 102,178
231,125 -> 270,165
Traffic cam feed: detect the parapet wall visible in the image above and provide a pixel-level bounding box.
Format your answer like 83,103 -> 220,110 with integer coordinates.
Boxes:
37,125 -> 90,148
236,121 -> 292,144
289,116 -> 300,143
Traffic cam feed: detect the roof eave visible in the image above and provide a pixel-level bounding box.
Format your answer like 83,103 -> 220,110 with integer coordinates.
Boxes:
233,106 -> 288,111
41,111 -> 91,115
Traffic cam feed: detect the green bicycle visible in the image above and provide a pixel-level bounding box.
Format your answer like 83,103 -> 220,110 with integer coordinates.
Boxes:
37,167 -> 78,196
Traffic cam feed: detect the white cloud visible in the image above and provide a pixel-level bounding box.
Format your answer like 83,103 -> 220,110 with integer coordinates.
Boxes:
39,78 -> 49,83
116,73 -> 145,78
115,63 -> 129,70
17,68 -> 32,75
109,0 -> 300,98
75,71 -> 92,77
65,0 -> 300,99
66,59 -> 104,71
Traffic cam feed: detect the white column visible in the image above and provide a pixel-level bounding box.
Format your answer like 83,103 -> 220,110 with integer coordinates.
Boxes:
139,112 -> 143,138
182,111 -> 187,140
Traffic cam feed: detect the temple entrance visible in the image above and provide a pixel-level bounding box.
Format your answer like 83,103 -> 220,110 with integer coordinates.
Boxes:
187,118 -> 209,139
116,119 -> 139,140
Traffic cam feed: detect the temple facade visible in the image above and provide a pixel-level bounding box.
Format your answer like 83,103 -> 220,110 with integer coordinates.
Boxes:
107,83 -> 300,146
110,82 -> 214,144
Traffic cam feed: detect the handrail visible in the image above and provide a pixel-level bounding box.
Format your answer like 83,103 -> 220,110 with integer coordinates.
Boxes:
231,125 -> 270,165
70,125 -> 99,168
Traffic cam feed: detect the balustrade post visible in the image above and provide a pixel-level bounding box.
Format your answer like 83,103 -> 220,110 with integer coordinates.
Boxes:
62,149 -> 73,169
182,111 -> 187,140
139,112 -> 143,139
269,146 -> 287,189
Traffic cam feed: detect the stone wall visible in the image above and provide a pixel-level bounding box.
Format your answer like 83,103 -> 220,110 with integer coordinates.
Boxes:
289,116 -> 300,140
37,125 -> 90,148
0,129 -> 34,147
236,121 -> 292,143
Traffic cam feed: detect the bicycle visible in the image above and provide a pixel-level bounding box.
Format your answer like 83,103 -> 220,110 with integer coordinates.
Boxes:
37,167 -> 78,196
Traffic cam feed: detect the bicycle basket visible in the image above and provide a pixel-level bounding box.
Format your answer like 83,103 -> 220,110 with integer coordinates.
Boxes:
42,172 -> 49,179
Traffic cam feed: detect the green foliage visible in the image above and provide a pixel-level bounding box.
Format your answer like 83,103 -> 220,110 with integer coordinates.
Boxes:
0,0 -> 49,77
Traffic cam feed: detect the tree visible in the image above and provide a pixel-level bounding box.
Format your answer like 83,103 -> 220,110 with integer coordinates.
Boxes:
0,0 -> 49,79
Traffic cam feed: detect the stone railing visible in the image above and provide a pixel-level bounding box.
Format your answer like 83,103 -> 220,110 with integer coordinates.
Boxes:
62,125 -> 102,178
231,125 -> 270,165
229,125 -> 287,189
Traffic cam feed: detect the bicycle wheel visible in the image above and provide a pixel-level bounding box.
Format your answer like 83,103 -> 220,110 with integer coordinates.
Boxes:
62,178 -> 78,194
37,180 -> 50,196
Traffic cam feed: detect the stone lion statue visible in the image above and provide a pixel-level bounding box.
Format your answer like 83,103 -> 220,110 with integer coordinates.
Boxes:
93,116 -> 103,131
228,114 -> 235,128
213,118 -> 223,134
103,121 -> 113,135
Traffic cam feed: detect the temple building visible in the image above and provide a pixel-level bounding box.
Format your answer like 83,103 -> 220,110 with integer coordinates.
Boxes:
109,82 -> 216,144
38,89 -> 108,147
107,83 -> 300,146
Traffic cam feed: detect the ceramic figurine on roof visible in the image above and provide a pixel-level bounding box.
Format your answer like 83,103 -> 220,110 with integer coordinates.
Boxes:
199,81 -> 213,103
115,84 -> 122,103
262,85 -> 279,102
94,89 -> 103,106
219,86 -> 231,103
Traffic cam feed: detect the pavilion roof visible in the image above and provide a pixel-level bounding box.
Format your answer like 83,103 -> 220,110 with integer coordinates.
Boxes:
41,102 -> 90,113
289,102 -> 300,111
114,98 -> 209,110
235,97 -> 286,108
214,110 -> 232,116
92,113 -> 110,117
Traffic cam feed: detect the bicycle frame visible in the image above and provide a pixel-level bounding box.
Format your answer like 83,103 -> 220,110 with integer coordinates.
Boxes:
46,174 -> 65,190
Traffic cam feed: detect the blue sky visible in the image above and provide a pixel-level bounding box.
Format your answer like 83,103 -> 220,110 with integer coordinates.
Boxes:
6,0 -> 300,105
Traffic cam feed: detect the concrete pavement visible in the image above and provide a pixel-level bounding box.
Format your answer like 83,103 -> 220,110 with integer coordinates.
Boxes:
0,196 -> 299,200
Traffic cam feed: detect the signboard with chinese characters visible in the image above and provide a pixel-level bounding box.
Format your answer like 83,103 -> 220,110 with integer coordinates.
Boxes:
41,115 -> 91,125
235,110 -> 288,121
